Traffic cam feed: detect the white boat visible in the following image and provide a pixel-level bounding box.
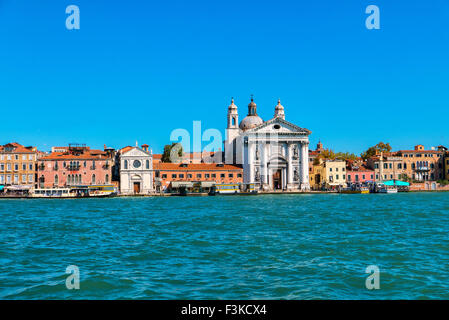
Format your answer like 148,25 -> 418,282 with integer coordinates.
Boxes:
31,185 -> 117,198
375,183 -> 398,194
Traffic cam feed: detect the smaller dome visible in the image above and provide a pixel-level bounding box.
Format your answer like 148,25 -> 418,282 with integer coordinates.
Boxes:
239,115 -> 263,131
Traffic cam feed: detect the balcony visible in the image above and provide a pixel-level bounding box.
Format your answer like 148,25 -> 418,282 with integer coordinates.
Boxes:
414,166 -> 429,172
67,165 -> 80,171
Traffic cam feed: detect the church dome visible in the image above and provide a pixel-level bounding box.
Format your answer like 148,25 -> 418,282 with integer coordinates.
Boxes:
239,115 -> 263,131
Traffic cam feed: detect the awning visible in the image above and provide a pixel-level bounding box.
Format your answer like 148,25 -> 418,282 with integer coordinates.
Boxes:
0,185 -> 4,191
170,181 -> 193,188
384,180 -> 410,186
6,185 -> 32,190
200,181 -> 215,188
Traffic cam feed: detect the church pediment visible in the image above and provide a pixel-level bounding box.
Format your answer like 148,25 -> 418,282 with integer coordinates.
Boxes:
245,117 -> 311,135
122,147 -> 150,158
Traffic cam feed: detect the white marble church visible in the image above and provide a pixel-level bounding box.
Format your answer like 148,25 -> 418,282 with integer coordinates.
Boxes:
224,97 -> 311,191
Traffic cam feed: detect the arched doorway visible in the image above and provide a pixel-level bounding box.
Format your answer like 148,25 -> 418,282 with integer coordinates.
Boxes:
268,156 -> 287,190
131,174 -> 142,194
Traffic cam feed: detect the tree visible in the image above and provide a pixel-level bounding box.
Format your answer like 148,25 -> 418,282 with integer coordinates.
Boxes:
361,142 -> 392,160
161,143 -> 183,163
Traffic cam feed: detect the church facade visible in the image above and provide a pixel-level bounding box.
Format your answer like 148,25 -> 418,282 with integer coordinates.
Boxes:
225,97 -> 311,191
119,144 -> 153,195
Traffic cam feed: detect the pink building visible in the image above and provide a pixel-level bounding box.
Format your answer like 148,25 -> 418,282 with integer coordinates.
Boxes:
346,161 -> 375,184
37,144 -> 113,188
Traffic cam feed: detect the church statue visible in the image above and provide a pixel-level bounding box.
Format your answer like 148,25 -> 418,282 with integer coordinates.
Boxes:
293,144 -> 299,159
293,167 -> 299,181
255,144 -> 260,160
255,168 -> 261,181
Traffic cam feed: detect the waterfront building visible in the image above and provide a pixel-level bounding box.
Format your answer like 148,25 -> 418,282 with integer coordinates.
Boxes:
118,144 -> 153,195
153,162 -> 243,192
309,159 -> 346,190
224,97 -> 311,191
37,144 -> 113,188
346,160 -> 375,184
153,151 -> 221,164
393,145 -> 444,182
367,153 -> 405,182
0,142 -> 38,189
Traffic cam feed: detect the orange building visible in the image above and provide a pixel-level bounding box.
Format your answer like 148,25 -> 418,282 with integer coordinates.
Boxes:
153,162 -> 243,192
0,142 -> 38,189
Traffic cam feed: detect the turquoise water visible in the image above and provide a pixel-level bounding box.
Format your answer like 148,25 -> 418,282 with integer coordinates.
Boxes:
1,193 -> 449,299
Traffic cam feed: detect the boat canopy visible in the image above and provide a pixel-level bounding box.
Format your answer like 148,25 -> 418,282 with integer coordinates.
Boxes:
200,181 -> 215,188
0,185 -> 4,191
6,185 -> 32,190
171,181 -> 193,188
384,180 -> 410,186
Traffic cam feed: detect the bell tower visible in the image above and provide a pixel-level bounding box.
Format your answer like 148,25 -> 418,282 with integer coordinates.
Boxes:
225,98 -> 239,164
274,99 -> 285,120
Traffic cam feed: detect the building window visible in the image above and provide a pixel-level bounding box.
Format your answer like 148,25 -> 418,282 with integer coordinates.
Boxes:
179,174 -> 184,179
348,175 -> 352,181
22,174 -> 27,182
55,174 -> 59,185
92,174 -> 96,184
105,174 -> 109,184
355,175 -> 359,182
22,155 -> 26,160
171,174 -> 177,179
375,164 -> 379,169
14,164 -> 19,171
0,175 -> 4,184
220,174 -> 225,178
146,160 -> 150,169
124,160 -> 128,169
162,174 -> 167,179
28,174 -> 33,183
362,175 -> 365,180
343,174 -> 345,180
205,174 -> 210,178
229,174 -> 233,178
14,174 -> 18,184
237,173 -> 242,178
196,174 -> 202,178
336,168 -> 339,172
211,174 -> 216,178
0,164 -> 4,171
187,174 -> 192,178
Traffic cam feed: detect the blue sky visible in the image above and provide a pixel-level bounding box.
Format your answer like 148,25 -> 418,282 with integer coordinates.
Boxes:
0,0 -> 448,154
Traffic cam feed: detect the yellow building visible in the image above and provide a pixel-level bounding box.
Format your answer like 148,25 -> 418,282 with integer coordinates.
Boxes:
0,143 -> 38,190
309,159 -> 346,190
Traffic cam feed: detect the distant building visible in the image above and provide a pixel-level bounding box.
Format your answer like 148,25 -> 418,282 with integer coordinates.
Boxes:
0,142 -> 38,189
224,97 -> 311,191
153,162 -> 243,192
346,160 -> 375,184
394,145 -> 444,181
310,159 -> 346,190
118,144 -> 153,195
37,144 -> 113,188
444,150 -> 449,181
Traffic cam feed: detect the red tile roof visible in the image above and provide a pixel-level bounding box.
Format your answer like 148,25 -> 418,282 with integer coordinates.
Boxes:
154,162 -> 242,171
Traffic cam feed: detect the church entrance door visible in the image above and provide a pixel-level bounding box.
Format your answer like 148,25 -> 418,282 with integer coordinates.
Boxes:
273,170 -> 282,190
133,182 -> 141,194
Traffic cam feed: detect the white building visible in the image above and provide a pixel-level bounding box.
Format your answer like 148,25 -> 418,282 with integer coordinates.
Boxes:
225,97 -> 311,191
119,144 -> 153,195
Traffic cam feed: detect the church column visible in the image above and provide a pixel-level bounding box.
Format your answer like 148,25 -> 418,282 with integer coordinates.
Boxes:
300,141 -> 310,190
248,142 -> 254,183
262,143 -> 268,185
287,142 -> 293,184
